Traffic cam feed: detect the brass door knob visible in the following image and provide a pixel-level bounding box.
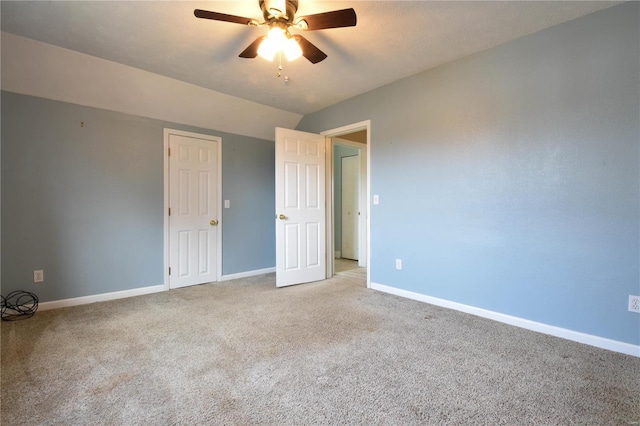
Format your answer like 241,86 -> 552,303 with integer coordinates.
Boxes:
210,219 -> 219,226
278,214 -> 287,220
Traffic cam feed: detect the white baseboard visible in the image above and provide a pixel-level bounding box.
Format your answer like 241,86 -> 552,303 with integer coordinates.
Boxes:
38,284 -> 165,311
37,267 -> 277,311
221,267 -> 275,281
371,282 -> 640,358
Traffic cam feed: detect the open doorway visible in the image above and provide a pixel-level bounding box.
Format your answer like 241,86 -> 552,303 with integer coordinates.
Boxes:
321,122 -> 370,287
333,136 -> 366,278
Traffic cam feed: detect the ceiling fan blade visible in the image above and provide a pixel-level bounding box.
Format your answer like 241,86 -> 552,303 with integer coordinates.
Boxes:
194,9 -> 255,26
294,35 -> 327,64
296,8 -> 357,31
239,36 -> 266,58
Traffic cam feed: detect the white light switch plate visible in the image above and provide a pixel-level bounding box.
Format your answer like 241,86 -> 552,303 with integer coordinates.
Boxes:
224,200 -> 230,209
373,195 -> 379,205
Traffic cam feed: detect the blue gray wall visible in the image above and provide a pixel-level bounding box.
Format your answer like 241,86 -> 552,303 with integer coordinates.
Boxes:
333,144 -> 359,255
1,92 -> 275,302
222,135 -> 275,274
297,3 -> 640,345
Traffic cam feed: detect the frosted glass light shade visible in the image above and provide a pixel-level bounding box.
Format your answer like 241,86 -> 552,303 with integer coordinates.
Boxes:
284,37 -> 302,61
267,27 -> 287,48
257,37 -> 276,61
257,26 -> 302,62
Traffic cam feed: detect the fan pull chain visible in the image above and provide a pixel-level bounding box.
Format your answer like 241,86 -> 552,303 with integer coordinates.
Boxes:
277,51 -> 283,77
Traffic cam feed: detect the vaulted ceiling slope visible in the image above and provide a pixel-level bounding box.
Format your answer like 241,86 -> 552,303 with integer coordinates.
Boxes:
1,1 -> 620,136
1,32 -> 303,141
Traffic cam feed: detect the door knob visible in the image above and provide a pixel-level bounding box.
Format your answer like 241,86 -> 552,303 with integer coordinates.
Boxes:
278,214 -> 287,220
210,219 -> 218,226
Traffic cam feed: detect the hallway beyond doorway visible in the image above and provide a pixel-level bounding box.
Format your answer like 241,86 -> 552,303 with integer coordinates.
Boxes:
335,258 -> 366,280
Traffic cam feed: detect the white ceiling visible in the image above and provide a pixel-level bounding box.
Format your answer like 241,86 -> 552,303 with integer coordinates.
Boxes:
1,1 -> 621,116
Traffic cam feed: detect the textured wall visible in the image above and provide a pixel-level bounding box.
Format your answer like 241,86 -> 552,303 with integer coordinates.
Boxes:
297,3 -> 640,345
1,92 -> 275,301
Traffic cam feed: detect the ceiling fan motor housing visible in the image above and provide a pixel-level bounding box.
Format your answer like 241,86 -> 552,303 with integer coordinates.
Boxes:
259,0 -> 299,22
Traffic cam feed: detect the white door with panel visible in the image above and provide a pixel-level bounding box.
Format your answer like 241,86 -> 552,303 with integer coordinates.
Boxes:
341,155 -> 359,260
275,128 -> 326,287
168,131 -> 221,289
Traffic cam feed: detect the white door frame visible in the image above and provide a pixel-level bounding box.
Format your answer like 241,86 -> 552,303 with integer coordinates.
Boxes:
321,120 -> 371,288
163,128 -> 223,290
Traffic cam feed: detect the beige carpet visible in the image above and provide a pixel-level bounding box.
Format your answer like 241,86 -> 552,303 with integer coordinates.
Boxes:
2,273 -> 639,425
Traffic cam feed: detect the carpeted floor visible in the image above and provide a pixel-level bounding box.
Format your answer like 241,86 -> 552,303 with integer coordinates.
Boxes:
2,273 -> 639,425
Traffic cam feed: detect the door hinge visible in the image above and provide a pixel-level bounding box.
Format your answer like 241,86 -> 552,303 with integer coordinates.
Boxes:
168,207 -> 171,216
169,267 -> 171,275
168,147 -> 171,156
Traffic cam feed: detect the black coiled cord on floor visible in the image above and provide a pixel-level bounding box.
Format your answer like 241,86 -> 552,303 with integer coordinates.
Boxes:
1,291 -> 39,321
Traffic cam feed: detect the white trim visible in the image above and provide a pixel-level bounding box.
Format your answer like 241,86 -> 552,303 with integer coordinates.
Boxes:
164,131 -> 170,290
321,120 -> 372,289
325,138 -> 335,279
164,129 -> 223,290
215,137 -> 223,283
221,267 -> 276,281
371,282 -> 640,358
38,285 -> 165,311
321,121 -> 371,138
332,138 -> 366,150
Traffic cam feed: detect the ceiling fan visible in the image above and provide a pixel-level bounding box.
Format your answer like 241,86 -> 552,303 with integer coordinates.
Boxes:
194,0 -> 357,65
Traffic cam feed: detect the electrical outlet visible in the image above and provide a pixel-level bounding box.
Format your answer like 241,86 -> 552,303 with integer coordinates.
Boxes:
33,270 -> 44,283
395,259 -> 402,270
629,295 -> 640,313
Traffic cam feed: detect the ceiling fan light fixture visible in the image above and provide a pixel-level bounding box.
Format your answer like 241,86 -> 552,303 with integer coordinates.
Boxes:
267,26 -> 288,47
257,37 -> 277,61
258,25 -> 301,62
284,37 -> 302,61
258,26 -> 286,60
